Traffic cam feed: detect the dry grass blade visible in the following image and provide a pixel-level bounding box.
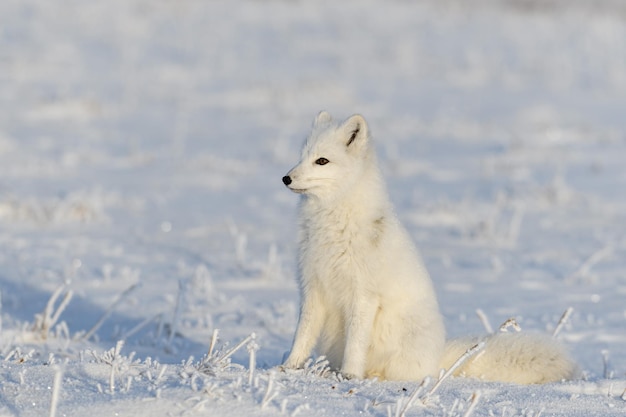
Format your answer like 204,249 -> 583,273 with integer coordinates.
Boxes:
32,284 -> 73,339
552,307 -> 574,338
498,317 -> 521,332
421,342 -> 486,404
49,365 -> 64,417
462,391 -> 481,417
79,283 -> 139,341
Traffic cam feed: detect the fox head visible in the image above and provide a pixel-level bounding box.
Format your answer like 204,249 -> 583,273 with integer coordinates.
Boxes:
282,111 -> 374,201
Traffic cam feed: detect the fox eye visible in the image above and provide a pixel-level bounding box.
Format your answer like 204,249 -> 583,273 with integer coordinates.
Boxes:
315,158 -> 329,166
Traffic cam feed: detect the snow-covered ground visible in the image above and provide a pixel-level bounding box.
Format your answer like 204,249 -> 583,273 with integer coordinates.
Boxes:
1,0 -> 626,415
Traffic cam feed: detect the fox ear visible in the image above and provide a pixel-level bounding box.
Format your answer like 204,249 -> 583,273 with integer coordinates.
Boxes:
341,114 -> 368,148
314,111 -> 332,126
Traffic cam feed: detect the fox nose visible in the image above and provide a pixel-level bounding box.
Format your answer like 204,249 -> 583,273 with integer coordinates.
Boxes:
282,175 -> 292,186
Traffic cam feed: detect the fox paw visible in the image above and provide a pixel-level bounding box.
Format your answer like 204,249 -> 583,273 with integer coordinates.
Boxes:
339,371 -> 359,380
277,365 -> 291,373
281,357 -> 305,371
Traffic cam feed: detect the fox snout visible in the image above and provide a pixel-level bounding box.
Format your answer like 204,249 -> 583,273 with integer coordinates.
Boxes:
282,175 -> 292,186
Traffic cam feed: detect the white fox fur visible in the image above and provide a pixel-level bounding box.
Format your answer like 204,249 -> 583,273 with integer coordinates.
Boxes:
281,111 -> 577,384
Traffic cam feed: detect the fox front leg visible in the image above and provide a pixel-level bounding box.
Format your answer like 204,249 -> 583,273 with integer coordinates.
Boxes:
283,291 -> 325,369
340,298 -> 378,379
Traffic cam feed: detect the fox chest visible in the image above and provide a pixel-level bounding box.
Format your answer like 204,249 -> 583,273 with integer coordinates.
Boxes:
299,215 -> 386,295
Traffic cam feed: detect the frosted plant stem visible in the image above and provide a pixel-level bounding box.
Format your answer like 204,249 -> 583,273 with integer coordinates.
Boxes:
157,364 -> 167,383
110,363 -> 116,394
291,403 -> 310,417
475,309 -> 493,333
247,338 -> 257,386
44,286 -> 66,325
566,245 -> 612,282
121,313 -> 163,340
218,333 -> 256,363
261,371 -> 277,409
168,280 -> 185,346
462,392 -> 481,417
397,377 -> 429,417
207,329 -> 220,357
421,342 -> 486,404
498,318 -> 521,332
114,340 -> 125,357
601,350 -> 610,379
49,365 -> 63,417
155,314 -> 164,341
4,348 -> 17,362
552,307 -> 574,338
49,290 -> 73,331
394,397 -> 402,417
37,285 -> 72,337
109,340 -> 125,395
80,283 -> 139,341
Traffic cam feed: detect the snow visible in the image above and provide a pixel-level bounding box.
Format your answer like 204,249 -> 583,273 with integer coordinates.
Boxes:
1,0 -> 626,415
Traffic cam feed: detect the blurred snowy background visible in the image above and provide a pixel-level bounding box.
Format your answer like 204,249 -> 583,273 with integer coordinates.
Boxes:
1,1 -> 625,416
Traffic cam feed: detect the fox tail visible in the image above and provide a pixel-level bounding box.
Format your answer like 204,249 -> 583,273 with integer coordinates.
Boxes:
441,332 -> 578,384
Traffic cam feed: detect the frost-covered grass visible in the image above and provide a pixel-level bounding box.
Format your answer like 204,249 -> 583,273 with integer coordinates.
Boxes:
1,0 -> 626,416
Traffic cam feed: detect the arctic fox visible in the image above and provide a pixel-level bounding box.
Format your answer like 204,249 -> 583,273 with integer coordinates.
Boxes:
281,111 -> 577,384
